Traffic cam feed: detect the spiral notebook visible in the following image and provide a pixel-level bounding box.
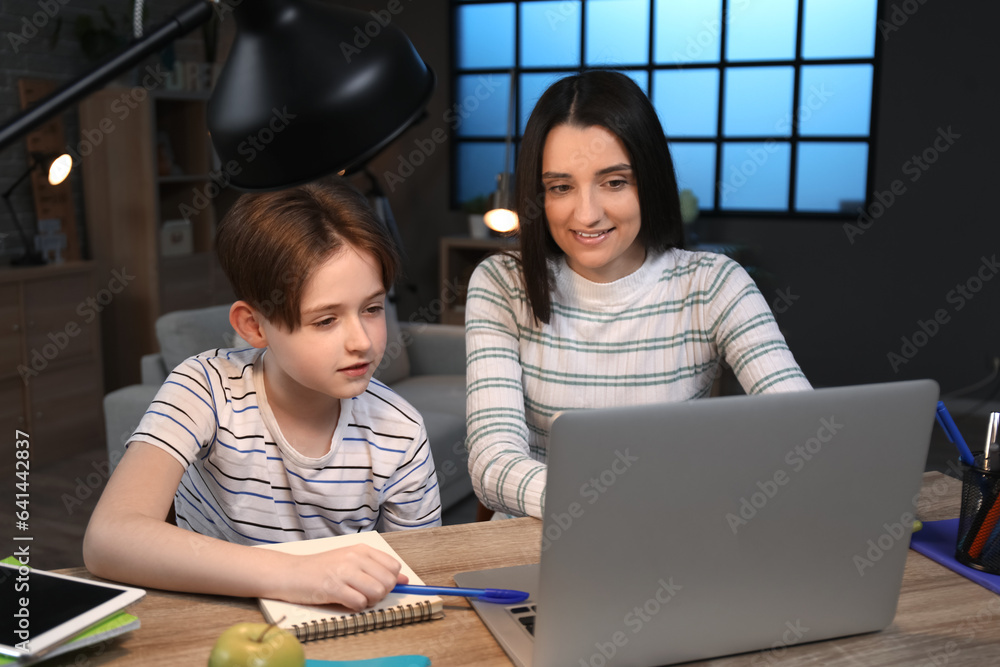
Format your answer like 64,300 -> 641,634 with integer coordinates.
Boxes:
255,533 -> 443,641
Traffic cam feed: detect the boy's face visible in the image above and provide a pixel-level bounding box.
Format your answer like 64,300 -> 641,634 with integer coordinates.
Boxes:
258,244 -> 388,402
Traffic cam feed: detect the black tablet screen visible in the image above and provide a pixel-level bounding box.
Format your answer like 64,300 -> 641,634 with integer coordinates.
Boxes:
1,563 -> 121,649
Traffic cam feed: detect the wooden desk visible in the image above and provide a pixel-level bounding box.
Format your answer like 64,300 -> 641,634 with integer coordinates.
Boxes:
56,472 -> 1000,666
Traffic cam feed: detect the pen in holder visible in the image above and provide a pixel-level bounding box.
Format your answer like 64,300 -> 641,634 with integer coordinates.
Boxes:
955,456 -> 1000,574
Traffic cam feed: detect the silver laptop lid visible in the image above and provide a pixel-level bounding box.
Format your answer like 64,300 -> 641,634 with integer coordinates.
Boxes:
533,380 -> 938,667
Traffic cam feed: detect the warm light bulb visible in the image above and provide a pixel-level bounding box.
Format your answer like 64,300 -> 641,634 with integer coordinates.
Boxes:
47,154 -> 72,185
484,208 -> 518,233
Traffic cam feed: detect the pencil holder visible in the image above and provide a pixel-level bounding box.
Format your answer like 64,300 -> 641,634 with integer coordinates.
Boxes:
955,459 -> 1000,574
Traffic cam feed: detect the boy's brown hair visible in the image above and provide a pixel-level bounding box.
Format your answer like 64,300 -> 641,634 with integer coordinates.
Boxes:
216,177 -> 401,331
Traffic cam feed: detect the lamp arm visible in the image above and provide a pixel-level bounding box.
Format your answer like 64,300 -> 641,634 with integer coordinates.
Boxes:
0,0 -> 215,152
2,185 -> 36,254
1,160 -> 39,200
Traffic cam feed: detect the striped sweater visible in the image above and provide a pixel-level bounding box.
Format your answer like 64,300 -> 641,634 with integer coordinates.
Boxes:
465,249 -> 811,519
128,347 -> 441,544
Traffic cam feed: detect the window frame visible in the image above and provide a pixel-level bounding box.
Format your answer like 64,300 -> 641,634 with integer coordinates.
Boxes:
449,0 -> 884,219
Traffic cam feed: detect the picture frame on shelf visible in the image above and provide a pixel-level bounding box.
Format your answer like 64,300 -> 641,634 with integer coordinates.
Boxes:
160,219 -> 193,257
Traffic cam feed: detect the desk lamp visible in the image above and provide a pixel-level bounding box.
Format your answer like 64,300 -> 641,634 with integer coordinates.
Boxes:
0,0 -> 435,191
1,153 -> 73,266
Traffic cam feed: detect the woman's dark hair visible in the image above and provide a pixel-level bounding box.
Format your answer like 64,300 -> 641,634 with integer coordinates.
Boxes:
216,176 -> 400,331
514,70 -> 684,324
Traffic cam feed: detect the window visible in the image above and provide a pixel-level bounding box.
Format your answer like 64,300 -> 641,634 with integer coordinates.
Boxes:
451,0 -> 880,216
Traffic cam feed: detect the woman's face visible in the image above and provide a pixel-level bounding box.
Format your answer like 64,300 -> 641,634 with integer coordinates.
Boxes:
541,123 -> 645,283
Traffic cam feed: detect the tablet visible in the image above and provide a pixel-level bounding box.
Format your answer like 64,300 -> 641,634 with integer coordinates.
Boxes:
0,563 -> 145,659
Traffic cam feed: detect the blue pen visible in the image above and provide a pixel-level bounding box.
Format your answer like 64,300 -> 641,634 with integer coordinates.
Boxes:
393,584 -> 529,603
935,401 -> 976,466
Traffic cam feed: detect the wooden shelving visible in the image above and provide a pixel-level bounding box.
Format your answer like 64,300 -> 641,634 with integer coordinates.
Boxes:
0,263 -> 104,465
439,236 -> 516,325
79,87 -> 236,391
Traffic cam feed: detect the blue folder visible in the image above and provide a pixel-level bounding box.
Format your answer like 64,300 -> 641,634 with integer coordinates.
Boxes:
306,658 -> 430,667
909,518 -> 1000,595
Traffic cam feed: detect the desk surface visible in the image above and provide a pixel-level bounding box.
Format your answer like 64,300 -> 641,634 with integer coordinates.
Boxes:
56,472 -> 1000,666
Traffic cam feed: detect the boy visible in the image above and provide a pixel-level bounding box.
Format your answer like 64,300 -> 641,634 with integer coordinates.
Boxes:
84,178 -> 441,610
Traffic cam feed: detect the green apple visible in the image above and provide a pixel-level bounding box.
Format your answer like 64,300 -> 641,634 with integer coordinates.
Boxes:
208,622 -> 305,667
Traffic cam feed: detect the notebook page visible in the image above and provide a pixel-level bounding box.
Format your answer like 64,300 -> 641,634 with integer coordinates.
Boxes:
255,532 -> 441,627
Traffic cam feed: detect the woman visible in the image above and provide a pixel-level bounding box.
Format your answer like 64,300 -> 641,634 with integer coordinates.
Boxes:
465,71 -> 811,519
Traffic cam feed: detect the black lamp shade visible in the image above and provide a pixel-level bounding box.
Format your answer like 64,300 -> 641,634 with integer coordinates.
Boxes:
208,0 -> 435,191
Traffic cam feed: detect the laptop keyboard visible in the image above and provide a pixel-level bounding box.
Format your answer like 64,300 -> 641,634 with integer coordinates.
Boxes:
508,604 -> 537,637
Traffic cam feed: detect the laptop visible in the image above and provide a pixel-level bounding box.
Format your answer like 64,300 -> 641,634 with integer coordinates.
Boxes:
455,380 -> 939,667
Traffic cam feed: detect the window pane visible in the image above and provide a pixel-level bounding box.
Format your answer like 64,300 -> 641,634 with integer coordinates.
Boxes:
798,65 -> 873,136
669,142 -> 716,210
520,72 -> 568,133
803,0 -> 877,59
521,1 -> 582,67
654,0 -> 722,65
457,142 -> 512,205
726,0 -> 798,62
457,3 -> 514,68
795,142 -> 868,212
719,141 -> 791,210
585,0 -> 649,66
654,69 -> 719,137
456,73 -> 513,138
616,69 -> 649,95
723,67 -> 794,137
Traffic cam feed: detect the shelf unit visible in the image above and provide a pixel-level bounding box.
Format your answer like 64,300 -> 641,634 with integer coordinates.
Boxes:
0,263 -> 104,465
439,236 -> 516,325
80,87 -> 236,391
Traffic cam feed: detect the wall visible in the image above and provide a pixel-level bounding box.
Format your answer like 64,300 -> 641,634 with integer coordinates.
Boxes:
3,0 -> 996,406
702,0 -> 998,403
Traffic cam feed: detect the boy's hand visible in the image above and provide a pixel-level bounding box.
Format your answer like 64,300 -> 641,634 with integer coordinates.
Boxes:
278,544 -> 409,611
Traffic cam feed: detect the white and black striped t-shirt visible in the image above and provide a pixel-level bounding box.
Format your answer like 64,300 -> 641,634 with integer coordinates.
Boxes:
128,347 -> 441,544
